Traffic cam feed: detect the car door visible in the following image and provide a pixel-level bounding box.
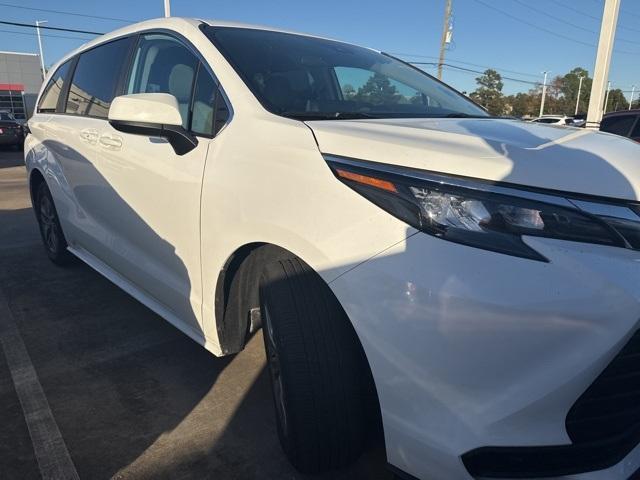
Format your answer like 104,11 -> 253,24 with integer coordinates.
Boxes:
35,37 -> 135,255
93,33 -> 227,335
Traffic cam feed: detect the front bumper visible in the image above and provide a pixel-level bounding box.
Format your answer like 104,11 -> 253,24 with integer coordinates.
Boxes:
330,232 -> 640,479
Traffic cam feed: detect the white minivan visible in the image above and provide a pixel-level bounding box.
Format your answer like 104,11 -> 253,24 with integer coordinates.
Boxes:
25,17 -> 640,480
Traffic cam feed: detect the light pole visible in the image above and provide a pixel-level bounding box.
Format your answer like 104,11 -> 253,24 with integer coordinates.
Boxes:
539,71 -> 549,117
629,85 -> 636,110
586,0 -> 620,128
575,76 -> 584,115
604,81 -> 612,113
35,20 -> 47,78
164,0 -> 171,17
437,0 -> 453,80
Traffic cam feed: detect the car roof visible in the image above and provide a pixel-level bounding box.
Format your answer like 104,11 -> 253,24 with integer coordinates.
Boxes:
51,17 -> 361,70
603,109 -> 640,117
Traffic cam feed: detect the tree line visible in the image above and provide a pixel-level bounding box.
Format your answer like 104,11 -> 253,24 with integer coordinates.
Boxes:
469,67 -> 638,117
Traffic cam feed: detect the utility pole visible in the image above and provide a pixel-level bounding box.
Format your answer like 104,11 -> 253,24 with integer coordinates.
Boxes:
35,20 -> 47,78
164,0 -> 171,17
437,0 -> 453,80
604,81 -> 612,113
575,75 -> 584,115
539,71 -> 549,117
629,85 -> 635,110
586,0 -> 620,129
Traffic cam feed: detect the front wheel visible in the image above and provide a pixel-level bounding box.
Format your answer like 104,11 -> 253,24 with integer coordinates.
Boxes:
35,181 -> 73,265
259,257 -> 379,473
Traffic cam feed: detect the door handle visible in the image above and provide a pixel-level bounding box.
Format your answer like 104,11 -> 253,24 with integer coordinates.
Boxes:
99,134 -> 123,150
79,128 -> 98,144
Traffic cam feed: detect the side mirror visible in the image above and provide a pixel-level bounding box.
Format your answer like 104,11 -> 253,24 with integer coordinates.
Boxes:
108,93 -> 198,155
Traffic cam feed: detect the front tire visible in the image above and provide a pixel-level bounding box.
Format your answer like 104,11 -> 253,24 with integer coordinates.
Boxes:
259,257 -> 379,473
35,181 -> 73,265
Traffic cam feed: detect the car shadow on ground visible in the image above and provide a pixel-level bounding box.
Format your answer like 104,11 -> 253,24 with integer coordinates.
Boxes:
1,147 -> 391,479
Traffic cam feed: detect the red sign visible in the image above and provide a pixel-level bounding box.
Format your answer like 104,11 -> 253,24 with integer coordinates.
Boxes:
0,83 -> 25,91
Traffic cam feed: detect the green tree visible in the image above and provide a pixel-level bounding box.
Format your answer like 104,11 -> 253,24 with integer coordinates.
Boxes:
353,73 -> 402,105
560,67 -> 592,115
470,69 -> 505,115
342,84 -> 356,99
505,92 -> 538,117
606,89 -> 630,112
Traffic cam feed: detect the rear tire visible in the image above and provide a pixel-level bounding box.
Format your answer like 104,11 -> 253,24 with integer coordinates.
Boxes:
35,181 -> 73,265
259,257 -> 379,473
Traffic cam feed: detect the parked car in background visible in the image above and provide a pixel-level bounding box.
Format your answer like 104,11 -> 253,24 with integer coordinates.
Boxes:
600,109 -> 640,142
530,115 -> 575,125
0,110 -> 24,148
25,18 -> 640,480
573,113 -> 587,127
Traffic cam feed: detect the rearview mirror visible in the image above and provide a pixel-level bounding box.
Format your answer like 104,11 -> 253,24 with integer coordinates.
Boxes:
108,93 -> 198,155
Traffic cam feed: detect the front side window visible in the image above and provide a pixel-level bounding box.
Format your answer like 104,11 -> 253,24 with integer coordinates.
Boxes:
126,34 -> 199,129
203,26 -> 487,120
38,60 -> 72,113
600,115 -> 636,136
190,65 -> 230,137
191,65 -> 217,136
66,37 -> 133,118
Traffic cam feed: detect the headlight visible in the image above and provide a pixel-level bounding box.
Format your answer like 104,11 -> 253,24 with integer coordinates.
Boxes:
326,155 -> 640,262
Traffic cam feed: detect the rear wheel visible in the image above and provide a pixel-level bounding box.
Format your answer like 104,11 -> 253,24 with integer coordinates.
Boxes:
35,181 -> 73,265
259,256 -> 379,473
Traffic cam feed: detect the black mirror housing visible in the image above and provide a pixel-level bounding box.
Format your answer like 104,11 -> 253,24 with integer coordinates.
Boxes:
109,120 -> 198,155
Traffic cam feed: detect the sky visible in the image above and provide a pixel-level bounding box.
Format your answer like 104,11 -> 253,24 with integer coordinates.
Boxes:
1,0 -> 639,101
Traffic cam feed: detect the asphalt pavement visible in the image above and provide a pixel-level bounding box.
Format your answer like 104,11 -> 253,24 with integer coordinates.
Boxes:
0,146 -> 391,480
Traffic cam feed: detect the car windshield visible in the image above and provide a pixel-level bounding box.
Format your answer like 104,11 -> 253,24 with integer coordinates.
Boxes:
203,26 -> 488,120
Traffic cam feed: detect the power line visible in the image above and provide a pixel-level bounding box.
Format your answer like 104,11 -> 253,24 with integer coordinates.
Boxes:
0,20 -> 103,36
470,0 -> 637,55
0,27 -> 92,41
548,0 -> 640,34
513,0 -> 640,46
410,62 -> 543,86
0,2 -> 135,24
391,52 -> 541,78
620,6 -> 640,20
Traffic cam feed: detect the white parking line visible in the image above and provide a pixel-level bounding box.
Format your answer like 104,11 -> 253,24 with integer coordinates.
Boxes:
0,287 -> 80,480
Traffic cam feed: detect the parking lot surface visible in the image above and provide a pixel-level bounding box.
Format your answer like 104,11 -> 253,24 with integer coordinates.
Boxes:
0,147 -> 391,480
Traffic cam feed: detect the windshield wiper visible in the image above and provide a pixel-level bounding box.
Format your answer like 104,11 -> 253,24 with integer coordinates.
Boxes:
442,112 -> 494,119
281,111 -> 379,121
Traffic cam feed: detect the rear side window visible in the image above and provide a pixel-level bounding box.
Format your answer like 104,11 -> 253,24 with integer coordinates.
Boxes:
600,115 -> 635,137
38,60 -> 72,113
66,37 -> 133,118
126,34 -> 199,129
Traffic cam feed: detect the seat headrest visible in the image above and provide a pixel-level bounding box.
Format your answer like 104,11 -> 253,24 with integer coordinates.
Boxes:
264,76 -> 294,111
168,64 -> 194,101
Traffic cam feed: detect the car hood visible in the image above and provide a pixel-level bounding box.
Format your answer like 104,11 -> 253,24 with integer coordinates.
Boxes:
306,118 -> 640,201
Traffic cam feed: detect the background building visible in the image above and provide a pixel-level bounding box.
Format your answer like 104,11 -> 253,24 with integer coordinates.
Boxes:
0,51 -> 43,120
